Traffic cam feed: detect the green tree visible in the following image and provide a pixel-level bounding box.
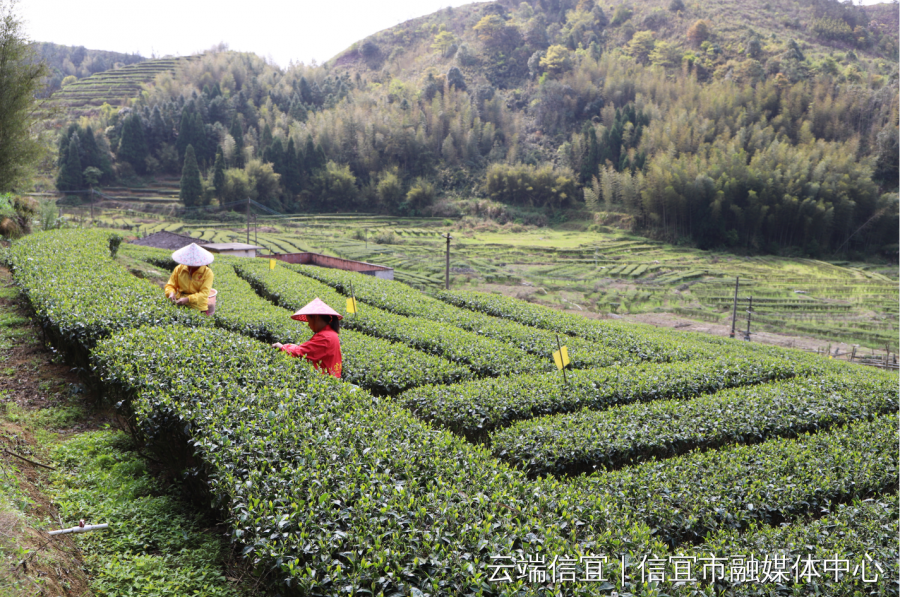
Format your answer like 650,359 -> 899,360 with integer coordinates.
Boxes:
649,41 -> 682,69
309,161 -> 356,210
117,113 -> 149,174
220,167 -> 252,205
55,137 -> 83,191
376,167 -> 405,212
82,166 -> 101,187
179,144 -> 203,207
229,115 -> 244,168
81,125 -> 113,182
611,4 -> 633,26
245,158 -> 282,210
0,1 -> 47,191
405,177 -> 436,212
485,163 -> 576,210
260,123 -> 273,154
446,67 -> 466,90
212,146 -> 226,199
472,15 -> 520,52
626,31 -> 656,64
431,31 -> 457,56
282,138 -> 301,195
539,45 -> 572,75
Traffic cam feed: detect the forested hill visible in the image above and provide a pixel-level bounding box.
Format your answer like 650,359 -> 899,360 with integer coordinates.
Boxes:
51,0 -> 899,258
33,42 -> 146,97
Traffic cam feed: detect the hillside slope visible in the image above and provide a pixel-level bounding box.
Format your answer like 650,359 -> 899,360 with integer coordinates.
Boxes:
46,0 -> 899,258
44,56 -> 194,122
331,0 -> 898,88
32,42 -> 146,97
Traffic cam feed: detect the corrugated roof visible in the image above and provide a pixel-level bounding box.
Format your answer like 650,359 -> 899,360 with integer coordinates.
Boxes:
202,243 -> 265,251
130,231 -> 204,250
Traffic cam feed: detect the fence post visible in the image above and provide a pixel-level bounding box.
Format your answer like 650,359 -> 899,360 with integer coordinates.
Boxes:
743,295 -> 753,341
729,276 -> 739,338
444,233 -> 452,290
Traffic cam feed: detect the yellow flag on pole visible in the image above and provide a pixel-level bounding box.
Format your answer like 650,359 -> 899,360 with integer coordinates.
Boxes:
346,297 -> 357,314
269,259 -> 277,270
552,346 -> 570,370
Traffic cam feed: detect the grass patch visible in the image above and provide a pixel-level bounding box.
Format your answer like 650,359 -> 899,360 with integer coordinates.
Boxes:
50,431 -> 245,597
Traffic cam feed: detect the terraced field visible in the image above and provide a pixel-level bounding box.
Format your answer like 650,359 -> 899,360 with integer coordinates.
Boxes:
43,57 -> 192,120
4,229 -> 896,596
81,210 -> 898,351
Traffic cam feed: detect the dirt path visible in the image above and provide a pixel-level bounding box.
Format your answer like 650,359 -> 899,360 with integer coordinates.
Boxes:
0,265 -> 262,597
0,266 -> 96,596
621,312 -> 860,355
485,283 -> 887,359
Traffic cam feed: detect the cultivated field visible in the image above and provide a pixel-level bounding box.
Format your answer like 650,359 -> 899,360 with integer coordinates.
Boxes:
78,206 -> 900,351
41,57 -> 191,121
3,229 -> 896,596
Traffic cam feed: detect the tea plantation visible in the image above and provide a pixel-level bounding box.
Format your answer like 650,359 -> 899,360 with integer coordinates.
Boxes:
5,229 -> 897,596
88,212 -> 899,350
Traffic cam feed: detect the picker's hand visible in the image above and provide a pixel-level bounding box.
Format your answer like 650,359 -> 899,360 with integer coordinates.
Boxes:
167,292 -> 176,302
175,297 -> 189,306
272,342 -> 284,350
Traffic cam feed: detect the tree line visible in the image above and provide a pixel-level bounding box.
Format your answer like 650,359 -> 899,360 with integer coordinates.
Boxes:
50,0 -> 899,257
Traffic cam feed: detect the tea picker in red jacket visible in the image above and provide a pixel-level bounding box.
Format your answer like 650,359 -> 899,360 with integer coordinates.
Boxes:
273,297 -> 343,378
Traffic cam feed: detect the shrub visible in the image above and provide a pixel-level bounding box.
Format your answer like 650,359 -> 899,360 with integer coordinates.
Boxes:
108,233 -> 123,258
484,163 -> 577,210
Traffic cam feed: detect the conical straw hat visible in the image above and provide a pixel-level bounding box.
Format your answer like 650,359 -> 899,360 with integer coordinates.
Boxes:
291,297 -> 343,321
172,243 -> 214,267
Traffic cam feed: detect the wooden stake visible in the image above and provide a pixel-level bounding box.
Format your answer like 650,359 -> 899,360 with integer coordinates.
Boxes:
350,281 -> 357,318
743,295 -> 753,341
3,448 -> 56,470
444,233 -> 452,290
729,276 -> 739,338
555,333 -> 568,385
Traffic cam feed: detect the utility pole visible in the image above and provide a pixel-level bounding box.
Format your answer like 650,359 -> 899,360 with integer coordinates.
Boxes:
254,213 -> 258,246
444,233 -> 452,290
743,295 -> 753,341
246,197 -> 250,245
89,187 -> 94,222
729,276 -> 740,338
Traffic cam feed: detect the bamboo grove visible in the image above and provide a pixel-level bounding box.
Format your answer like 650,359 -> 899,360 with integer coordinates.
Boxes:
50,0 -> 898,257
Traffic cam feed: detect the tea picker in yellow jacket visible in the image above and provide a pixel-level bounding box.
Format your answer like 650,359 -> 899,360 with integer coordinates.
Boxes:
164,243 -> 217,315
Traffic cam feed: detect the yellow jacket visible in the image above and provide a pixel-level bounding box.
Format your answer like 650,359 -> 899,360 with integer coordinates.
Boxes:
164,264 -> 214,311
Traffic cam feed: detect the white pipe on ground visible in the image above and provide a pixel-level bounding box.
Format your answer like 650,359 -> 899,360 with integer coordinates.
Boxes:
49,523 -> 109,536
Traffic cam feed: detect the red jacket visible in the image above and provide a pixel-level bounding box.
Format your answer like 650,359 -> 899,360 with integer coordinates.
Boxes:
279,328 -> 342,378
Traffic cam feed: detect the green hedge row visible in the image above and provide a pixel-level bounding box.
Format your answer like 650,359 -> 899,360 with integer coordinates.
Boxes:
293,264 -> 674,367
94,326 -> 897,595
8,230 -> 204,367
400,355 -> 820,442
235,260 -> 550,377
699,497 -> 899,596
214,262 -> 472,395
119,242 -> 476,397
493,372 -> 899,476
15,233 -> 896,596
435,288 -> 795,362
572,415 -> 897,547
123,246 -> 475,395
92,326 -> 669,596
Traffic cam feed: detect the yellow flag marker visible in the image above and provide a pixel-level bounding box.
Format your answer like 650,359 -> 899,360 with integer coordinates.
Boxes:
269,259 -> 277,270
552,346 -> 570,370
346,297 -> 358,314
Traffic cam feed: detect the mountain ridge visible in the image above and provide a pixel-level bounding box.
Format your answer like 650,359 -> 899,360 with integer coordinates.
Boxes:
44,0 -> 899,259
